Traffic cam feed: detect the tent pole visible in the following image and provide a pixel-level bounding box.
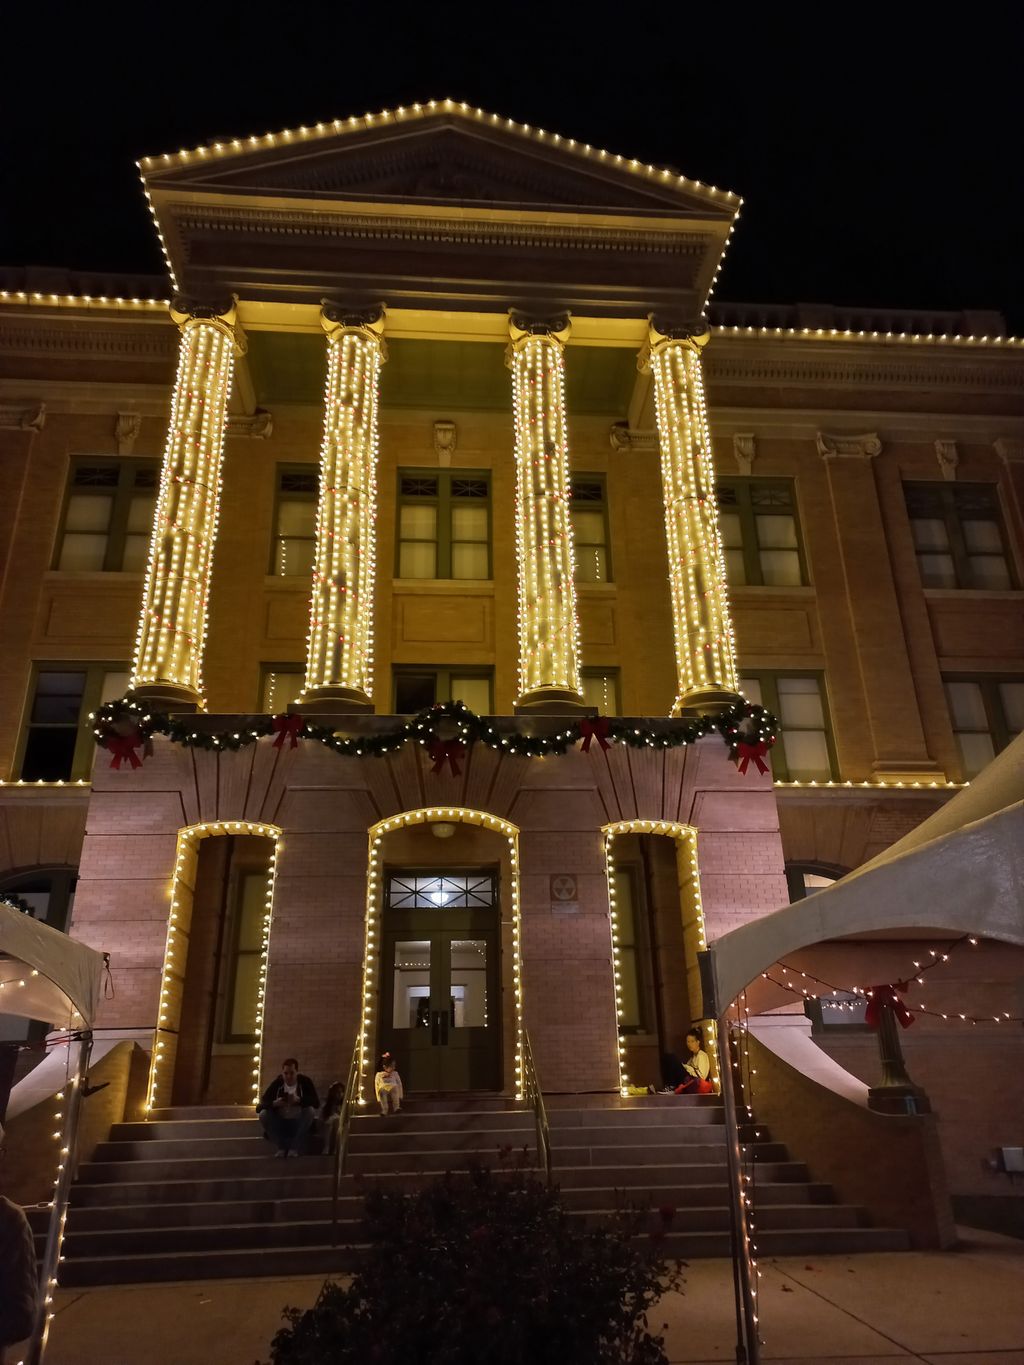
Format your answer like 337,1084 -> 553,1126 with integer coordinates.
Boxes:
26,1029 -> 91,1365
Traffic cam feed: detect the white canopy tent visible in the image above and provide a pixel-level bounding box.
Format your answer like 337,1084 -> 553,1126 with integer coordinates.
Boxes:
0,902 -> 104,1029
709,730 -> 1024,1009
1,900 -> 105,1365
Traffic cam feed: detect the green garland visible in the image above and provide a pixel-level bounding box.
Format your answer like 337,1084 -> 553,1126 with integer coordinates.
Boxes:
91,697 -> 778,766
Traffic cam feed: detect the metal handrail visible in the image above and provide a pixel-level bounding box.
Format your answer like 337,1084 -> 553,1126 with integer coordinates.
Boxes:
521,1029 -> 552,1184
330,1036 -> 363,1246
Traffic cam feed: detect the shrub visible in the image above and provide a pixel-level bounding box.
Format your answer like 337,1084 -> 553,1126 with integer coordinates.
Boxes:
264,1164 -> 682,1364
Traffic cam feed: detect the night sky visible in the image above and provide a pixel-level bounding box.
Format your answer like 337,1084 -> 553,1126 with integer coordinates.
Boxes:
3,11 -> 1021,328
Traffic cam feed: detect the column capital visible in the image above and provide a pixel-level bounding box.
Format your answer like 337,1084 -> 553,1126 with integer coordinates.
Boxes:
639,316 -> 711,371
170,293 -> 238,332
320,303 -> 386,347
508,313 -> 571,350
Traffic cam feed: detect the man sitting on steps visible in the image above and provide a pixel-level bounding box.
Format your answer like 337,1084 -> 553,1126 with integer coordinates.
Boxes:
257,1058 -> 320,1158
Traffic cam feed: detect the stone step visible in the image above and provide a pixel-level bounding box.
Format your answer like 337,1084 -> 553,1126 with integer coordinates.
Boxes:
148,1106 -> 253,1121
556,1181 -> 835,1210
76,1154 -> 336,1184
547,1107 -> 725,1128
343,1125 -> 726,1156
55,1223 -> 910,1288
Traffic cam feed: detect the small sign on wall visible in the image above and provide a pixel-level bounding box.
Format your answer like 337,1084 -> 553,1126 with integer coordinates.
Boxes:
550,873 -> 579,915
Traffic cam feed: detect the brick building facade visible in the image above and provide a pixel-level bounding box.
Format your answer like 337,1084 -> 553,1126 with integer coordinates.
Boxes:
2,104 -> 1022,1210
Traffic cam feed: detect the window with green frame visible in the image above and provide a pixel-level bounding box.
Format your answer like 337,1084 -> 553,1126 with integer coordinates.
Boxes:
716,479 -> 808,587
55,458 -> 159,572
396,471 -> 491,580
222,871 -> 267,1042
739,672 -> 836,780
571,476 -> 612,583
393,667 -> 493,716
904,482 -> 1017,590
581,667 -> 620,714
271,466 -> 318,576
18,664 -> 131,781
613,863 -> 645,1032
942,675 -> 1024,778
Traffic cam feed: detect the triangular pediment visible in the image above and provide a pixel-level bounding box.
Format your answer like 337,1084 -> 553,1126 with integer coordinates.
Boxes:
144,109 -> 735,220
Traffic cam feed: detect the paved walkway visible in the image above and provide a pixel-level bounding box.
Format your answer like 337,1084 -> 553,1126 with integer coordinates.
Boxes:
13,1228 -> 1024,1364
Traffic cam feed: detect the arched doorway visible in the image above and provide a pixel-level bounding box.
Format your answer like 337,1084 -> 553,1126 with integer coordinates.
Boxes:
358,809 -> 523,1102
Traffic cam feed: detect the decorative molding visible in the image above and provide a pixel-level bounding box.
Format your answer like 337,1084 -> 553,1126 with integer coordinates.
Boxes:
0,401 -> 45,431
994,437 -> 1024,465
608,421 -> 657,453
433,419 -> 457,467
934,439 -> 959,481
115,412 -> 142,455
733,432 -> 756,474
705,351 -> 1024,395
0,320 -> 177,364
226,410 -> 273,439
816,430 -> 882,460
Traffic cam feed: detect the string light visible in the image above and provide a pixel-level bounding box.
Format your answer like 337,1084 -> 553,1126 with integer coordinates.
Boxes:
509,321 -> 583,704
712,321 -> 1024,349
302,314 -> 384,705
0,779 -> 90,787
773,778 -> 966,790
358,809 -> 524,1103
131,305 -> 238,703
648,329 -> 739,712
0,290 -> 169,310
144,821 -> 281,1114
602,820 -> 715,1096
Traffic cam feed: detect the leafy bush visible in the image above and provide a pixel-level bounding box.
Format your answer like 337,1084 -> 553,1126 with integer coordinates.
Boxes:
264,1164 -> 682,1364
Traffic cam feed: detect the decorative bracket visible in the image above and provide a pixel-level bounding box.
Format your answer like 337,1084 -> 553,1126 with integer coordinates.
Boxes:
115,412 -> 141,455
934,440 -> 959,481
433,419 -> 457,467
816,431 -> 882,460
733,433 -> 756,475
0,402 -> 45,431
226,410 -> 274,439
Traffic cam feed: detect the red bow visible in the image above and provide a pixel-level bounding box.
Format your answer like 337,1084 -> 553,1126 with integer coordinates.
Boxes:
864,982 -> 914,1030
272,713 -> 304,750
428,738 -> 465,776
579,717 -> 611,753
103,730 -> 147,770
736,740 -> 770,775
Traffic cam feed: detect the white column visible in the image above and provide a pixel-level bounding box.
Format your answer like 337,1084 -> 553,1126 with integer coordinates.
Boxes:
508,316 -> 585,713
131,300 -> 239,710
300,307 -> 385,712
647,324 -> 740,714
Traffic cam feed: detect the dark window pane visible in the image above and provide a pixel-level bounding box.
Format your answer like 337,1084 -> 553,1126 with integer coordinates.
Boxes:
21,728 -> 78,781
72,465 -> 119,487
395,673 -> 437,713
451,478 -> 488,499
280,471 -> 318,494
571,480 -> 603,502
400,477 -> 439,498
716,484 -> 739,506
134,468 -> 158,489
750,485 -> 792,508
31,672 -> 86,723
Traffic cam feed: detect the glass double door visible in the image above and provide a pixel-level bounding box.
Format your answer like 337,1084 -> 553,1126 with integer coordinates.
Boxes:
382,871 -> 500,1093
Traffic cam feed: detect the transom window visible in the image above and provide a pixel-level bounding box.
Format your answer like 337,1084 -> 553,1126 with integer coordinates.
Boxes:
571,476 -> 612,583
271,466 -> 317,576
386,873 -> 497,910
56,459 -> 158,572
739,672 -> 836,781
397,470 -> 491,580
943,676 -> 1024,778
905,483 -> 1016,590
717,479 -> 807,587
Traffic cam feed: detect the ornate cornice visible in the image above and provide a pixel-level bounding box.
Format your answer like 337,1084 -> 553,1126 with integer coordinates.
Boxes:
995,438 -> 1024,465
172,203 -> 711,263
0,401 -> 45,431
608,422 -> 657,453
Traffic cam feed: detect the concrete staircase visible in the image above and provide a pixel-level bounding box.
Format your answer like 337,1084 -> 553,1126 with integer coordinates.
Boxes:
31,1094 -> 909,1286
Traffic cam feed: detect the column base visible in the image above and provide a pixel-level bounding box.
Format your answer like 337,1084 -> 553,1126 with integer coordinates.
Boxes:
514,686 -> 590,715
131,681 -> 202,713
672,686 -> 742,718
294,686 -> 375,716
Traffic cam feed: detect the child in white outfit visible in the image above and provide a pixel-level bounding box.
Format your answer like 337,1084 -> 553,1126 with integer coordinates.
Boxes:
374,1059 -> 403,1115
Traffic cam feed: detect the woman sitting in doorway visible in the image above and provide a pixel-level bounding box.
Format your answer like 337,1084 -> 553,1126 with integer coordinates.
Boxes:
654,1027 -> 715,1095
